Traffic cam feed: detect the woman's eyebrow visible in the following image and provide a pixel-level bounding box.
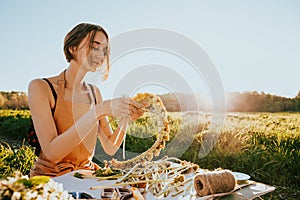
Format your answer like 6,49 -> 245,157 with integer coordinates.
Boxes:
93,41 -> 101,45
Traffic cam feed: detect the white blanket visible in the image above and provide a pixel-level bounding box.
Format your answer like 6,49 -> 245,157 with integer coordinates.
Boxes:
52,170 -> 275,200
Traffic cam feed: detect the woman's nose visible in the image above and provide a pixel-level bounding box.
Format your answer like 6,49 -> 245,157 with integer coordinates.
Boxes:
95,51 -> 105,60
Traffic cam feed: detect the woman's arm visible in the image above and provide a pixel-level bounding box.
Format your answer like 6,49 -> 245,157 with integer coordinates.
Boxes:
28,79 -> 103,163
98,117 -> 129,155
29,79 -> 144,163
93,87 -> 144,155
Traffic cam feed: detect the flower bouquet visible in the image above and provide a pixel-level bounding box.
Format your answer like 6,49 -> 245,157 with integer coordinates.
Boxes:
0,171 -> 73,200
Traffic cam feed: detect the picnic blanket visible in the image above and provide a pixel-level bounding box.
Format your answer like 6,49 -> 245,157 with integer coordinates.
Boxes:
52,169 -> 275,199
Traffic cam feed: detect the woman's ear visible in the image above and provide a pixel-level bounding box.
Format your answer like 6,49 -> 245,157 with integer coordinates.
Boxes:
69,46 -> 77,54
68,46 -> 78,61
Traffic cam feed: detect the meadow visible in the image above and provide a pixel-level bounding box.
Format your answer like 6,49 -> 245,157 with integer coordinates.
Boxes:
0,109 -> 299,199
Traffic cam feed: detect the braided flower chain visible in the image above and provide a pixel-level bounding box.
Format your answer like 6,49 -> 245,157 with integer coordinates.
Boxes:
110,93 -> 170,168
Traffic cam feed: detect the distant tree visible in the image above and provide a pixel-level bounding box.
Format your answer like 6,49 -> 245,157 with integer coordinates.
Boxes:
0,91 -> 29,109
0,93 -> 6,108
5,92 -> 18,108
225,91 -> 300,112
15,92 -> 28,109
295,91 -> 300,111
296,91 -> 300,99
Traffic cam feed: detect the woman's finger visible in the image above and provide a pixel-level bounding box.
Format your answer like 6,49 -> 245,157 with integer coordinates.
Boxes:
128,104 -> 138,112
129,99 -> 143,109
120,108 -> 132,116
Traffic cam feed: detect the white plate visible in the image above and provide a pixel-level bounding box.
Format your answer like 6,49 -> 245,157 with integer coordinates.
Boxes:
232,172 -> 251,180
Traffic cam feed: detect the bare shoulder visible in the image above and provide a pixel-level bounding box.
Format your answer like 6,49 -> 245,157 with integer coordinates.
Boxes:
28,78 -> 48,92
28,74 -> 60,92
28,78 -> 55,102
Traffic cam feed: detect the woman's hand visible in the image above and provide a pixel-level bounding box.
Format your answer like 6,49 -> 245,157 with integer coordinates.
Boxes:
100,97 -> 146,119
129,101 -> 149,121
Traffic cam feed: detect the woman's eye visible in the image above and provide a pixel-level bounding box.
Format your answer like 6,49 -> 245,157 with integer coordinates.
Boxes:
93,45 -> 99,50
91,44 -> 108,56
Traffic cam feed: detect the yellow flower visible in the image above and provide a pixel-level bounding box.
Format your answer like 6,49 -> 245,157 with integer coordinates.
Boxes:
29,175 -> 50,186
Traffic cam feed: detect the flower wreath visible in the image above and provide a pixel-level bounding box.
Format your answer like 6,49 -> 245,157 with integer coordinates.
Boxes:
110,93 -> 170,168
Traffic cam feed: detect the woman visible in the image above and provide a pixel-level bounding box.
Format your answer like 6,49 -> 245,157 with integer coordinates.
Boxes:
28,23 -> 145,177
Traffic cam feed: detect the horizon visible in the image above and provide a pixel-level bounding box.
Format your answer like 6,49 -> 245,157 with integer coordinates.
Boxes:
0,90 -> 298,99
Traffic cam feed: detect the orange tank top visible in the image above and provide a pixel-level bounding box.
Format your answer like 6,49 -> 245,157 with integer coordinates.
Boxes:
30,71 -> 100,177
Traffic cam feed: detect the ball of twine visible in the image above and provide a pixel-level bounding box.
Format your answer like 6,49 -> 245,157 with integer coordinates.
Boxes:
194,170 -> 236,197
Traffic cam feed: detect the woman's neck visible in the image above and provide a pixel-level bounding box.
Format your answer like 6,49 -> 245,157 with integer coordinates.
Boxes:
65,61 -> 87,91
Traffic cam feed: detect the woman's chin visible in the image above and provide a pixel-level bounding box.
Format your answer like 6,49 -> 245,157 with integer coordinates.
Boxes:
87,63 -> 98,72
90,67 -> 97,72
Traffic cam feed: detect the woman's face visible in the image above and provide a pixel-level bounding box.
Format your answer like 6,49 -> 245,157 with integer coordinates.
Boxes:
76,31 -> 108,72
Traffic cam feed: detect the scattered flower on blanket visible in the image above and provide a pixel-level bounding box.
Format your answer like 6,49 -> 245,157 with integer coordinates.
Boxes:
0,171 -> 73,200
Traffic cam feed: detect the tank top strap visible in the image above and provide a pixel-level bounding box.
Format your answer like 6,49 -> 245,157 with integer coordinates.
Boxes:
85,83 -> 97,106
42,78 -> 57,115
88,84 -> 97,105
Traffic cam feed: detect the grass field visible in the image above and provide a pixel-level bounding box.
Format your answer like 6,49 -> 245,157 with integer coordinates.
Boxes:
0,109 -> 299,199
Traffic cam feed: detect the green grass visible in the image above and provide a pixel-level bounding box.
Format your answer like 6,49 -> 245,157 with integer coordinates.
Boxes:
0,110 -> 299,199
180,112 -> 300,199
0,141 -> 37,178
0,109 -> 31,142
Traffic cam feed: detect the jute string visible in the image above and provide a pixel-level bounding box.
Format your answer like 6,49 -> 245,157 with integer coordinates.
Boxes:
193,170 -> 236,197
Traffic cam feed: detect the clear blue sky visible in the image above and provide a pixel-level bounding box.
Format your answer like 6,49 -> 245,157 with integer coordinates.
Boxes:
1,0 -> 300,98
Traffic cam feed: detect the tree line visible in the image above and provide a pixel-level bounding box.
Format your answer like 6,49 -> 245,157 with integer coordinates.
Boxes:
226,91 -> 300,112
159,91 -> 300,112
1,91 -> 300,112
0,91 -> 28,109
